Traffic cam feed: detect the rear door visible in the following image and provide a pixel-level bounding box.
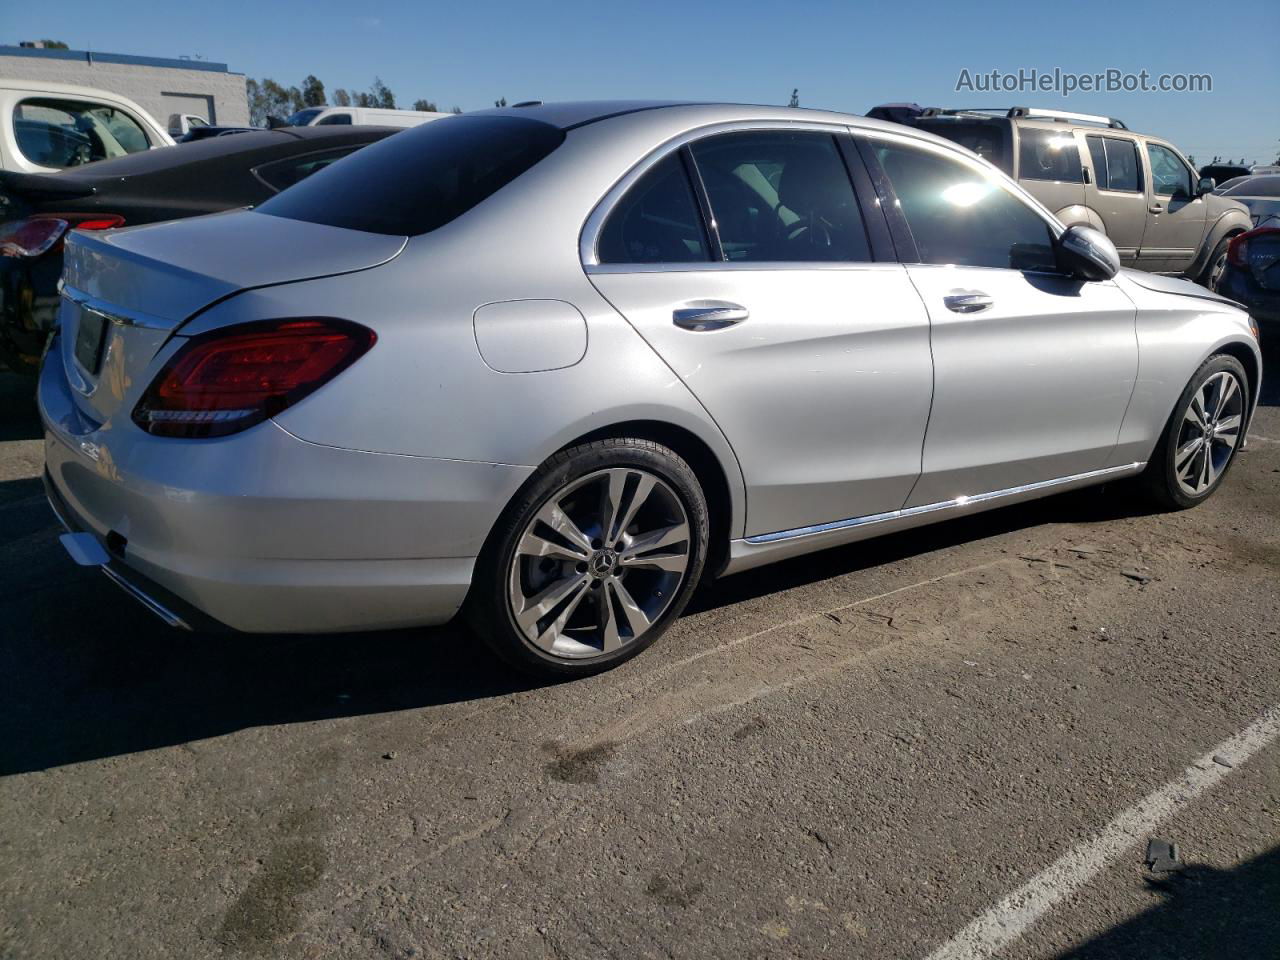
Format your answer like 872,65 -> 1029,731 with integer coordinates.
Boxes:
1142,141 -> 1208,272
863,132 -> 1138,505
1083,133 -> 1149,266
584,126 -> 934,539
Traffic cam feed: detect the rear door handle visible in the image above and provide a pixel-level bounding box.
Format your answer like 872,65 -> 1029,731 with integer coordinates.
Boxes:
943,291 -> 993,314
672,300 -> 749,331
1149,203 -> 1164,214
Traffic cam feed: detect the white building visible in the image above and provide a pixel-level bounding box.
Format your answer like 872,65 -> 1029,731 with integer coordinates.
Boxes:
0,44 -> 248,129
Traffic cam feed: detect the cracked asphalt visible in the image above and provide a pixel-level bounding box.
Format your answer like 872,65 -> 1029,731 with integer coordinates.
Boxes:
1,332 -> 1277,959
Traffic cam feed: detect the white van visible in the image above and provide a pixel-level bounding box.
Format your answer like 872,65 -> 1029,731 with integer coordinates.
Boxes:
277,106 -> 448,129
0,79 -> 173,172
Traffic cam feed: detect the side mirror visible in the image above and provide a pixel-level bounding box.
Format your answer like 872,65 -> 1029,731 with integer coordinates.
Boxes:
1056,224 -> 1120,281
1197,176 -> 1216,196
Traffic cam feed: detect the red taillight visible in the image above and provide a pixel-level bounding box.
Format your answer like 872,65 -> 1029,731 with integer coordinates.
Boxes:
0,217 -> 68,257
0,214 -> 125,258
133,318 -> 376,438
1228,227 -> 1280,268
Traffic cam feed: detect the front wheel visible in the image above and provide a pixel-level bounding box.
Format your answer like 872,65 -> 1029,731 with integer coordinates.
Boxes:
467,438 -> 709,678
1142,354 -> 1248,510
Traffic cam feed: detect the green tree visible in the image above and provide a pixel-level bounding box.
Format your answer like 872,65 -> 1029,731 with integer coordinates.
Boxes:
494,97 -> 507,108
333,88 -> 352,107
301,75 -> 326,107
788,88 -> 799,108
412,98 -> 438,112
370,77 -> 395,109
39,39 -> 70,49
451,105 -> 463,114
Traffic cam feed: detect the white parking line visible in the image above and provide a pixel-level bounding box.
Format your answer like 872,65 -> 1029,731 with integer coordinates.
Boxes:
922,705 -> 1280,960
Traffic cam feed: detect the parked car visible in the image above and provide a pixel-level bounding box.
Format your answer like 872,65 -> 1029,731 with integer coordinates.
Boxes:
1216,175 -> 1280,228
272,105 -> 448,128
0,79 -> 173,172
41,103 -> 1261,678
0,125 -> 399,372
1218,227 -> 1280,324
1199,162 -> 1252,185
868,105 -> 1252,287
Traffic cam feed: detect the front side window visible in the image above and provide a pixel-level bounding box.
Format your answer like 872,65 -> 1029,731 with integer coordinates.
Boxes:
876,141 -> 1057,271
13,98 -> 151,168
258,116 -> 564,236
597,153 -> 708,264
1147,143 -> 1193,197
1018,128 -> 1082,183
690,131 -> 871,263
284,108 -> 324,126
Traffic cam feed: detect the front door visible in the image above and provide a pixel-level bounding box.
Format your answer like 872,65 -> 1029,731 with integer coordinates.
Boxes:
866,133 -> 1138,506
585,129 -> 934,538
1142,141 -> 1208,272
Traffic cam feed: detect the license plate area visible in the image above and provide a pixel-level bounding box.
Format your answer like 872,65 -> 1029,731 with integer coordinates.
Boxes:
74,310 -> 108,375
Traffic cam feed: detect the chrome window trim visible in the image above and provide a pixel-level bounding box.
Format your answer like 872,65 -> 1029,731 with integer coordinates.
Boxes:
579,119 -> 868,271
586,260 -> 906,276
744,462 -> 1145,544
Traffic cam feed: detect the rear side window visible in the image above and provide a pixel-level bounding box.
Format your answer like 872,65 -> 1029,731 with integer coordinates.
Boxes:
13,97 -> 151,168
916,120 -> 1009,173
1087,136 -> 1143,192
258,116 -> 564,235
316,113 -> 352,125
1018,128 -> 1082,183
691,131 -> 871,263
597,153 -> 708,263
876,142 -> 1057,272
253,146 -> 363,192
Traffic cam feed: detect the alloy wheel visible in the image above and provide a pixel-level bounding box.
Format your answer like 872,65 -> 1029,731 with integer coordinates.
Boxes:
1206,250 -> 1228,291
1174,370 -> 1244,496
507,467 -> 691,659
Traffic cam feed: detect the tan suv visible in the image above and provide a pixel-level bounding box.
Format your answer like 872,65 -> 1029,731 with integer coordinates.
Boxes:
869,105 -> 1252,288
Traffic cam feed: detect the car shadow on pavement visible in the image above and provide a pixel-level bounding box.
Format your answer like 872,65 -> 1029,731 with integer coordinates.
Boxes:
1053,845 -> 1280,959
0,473 -> 1161,776
0,373 -> 41,442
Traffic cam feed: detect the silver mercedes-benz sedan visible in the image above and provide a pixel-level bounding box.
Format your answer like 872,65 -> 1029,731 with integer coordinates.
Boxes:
41,101 -> 1262,677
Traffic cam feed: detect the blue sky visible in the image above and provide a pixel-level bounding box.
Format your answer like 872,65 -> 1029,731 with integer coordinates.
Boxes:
7,0 -> 1279,163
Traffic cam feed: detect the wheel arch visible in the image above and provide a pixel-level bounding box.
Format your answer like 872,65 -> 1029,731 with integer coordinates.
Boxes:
1214,338 -> 1262,424
563,419 -> 738,577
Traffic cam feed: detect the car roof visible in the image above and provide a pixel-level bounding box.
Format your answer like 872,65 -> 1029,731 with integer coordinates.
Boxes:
49,126 -> 399,180
475,99 -> 934,140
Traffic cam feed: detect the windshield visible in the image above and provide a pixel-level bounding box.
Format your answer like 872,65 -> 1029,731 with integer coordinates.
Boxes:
283,108 -> 326,127
258,115 -> 565,236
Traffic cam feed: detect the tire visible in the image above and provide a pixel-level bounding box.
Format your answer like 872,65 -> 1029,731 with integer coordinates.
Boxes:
466,438 -> 709,678
1197,236 -> 1231,291
1141,354 -> 1248,510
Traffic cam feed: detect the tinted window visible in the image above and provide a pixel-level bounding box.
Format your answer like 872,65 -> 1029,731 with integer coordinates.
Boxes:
258,116 -> 564,236
1087,135 -> 1142,192
690,131 -> 870,262
316,113 -> 352,126
877,142 -> 1057,271
285,108 -> 325,126
1018,128 -> 1082,182
597,153 -> 708,263
253,146 -> 363,192
13,98 -> 150,168
1224,176 -> 1280,198
1147,143 -> 1193,197
916,120 -> 1008,173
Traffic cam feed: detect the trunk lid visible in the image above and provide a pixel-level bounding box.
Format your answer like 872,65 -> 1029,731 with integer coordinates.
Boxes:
57,209 -> 405,425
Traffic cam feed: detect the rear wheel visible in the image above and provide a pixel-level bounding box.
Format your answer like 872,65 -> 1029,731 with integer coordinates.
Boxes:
1142,354 -> 1248,509
467,438 -> 709,678
1198,236 -> 1231,291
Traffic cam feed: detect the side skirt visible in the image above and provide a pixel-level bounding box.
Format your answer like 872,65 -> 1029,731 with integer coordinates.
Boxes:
722,462 -> 1146,575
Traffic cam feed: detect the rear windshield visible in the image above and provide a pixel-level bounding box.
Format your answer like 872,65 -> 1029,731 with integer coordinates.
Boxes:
914,119 -> 1008,173
257,115 -> 565,236
1224,176 -> 1280,198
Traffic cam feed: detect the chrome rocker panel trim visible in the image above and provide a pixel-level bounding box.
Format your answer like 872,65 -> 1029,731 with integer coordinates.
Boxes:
725,462 -> 1146,574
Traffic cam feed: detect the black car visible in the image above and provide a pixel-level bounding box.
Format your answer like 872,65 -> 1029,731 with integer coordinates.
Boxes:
1218,226 -> 1280,325
1199,163 -> 1252,187
0,125 -> 399,373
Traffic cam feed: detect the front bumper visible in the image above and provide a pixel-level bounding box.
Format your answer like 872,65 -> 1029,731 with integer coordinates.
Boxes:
39,350 -> 533,633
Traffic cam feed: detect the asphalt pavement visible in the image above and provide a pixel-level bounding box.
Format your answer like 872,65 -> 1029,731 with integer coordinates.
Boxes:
1,334 -> 1277,959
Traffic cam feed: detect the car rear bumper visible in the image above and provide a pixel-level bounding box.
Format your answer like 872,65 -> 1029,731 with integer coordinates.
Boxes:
38,348 -> 532,633
1219,266 -> 1280,323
